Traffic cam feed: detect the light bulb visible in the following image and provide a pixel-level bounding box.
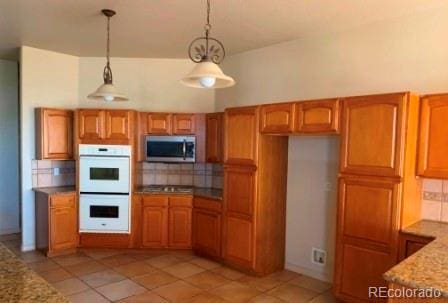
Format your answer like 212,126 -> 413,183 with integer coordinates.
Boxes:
104,95 -> 115,102
199,76 -> 216,88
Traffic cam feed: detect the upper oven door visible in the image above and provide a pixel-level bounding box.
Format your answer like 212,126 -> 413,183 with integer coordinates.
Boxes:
146,136 -> 195,163
79,156 -> 130,193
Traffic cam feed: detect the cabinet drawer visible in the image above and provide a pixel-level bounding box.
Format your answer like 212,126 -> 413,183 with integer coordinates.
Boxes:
142,195 -> 169,207
194,196 -> 222,212
169,196 -> 193,207
50,194 -> 76,208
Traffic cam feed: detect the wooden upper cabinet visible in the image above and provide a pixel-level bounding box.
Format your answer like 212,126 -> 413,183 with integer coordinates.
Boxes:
105,110 -> 132,140
206,113 -> 223,163
340,93 -> 407,178
49,194 -> 78,252
224,106 -> 259,166
417,94 -> 448,178
147,113 -> 172,135
260,103 -> 295,134
296,99 -> 340,134
78,109 -> 105,140
35,108 -> 73,160
173,114 -> 195,135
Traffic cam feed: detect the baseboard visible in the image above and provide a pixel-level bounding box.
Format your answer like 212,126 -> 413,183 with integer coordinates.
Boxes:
285,262 -> 332,283
0,228 -> 21,235
21,244 -> 35,252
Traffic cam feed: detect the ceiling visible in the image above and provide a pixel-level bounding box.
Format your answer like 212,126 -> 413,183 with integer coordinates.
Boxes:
1,0 -> 447,60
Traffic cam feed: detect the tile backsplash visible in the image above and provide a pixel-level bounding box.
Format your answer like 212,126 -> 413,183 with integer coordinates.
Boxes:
32,160 -> 76,188
137,162 -> 223,189
421,178 -> 448,222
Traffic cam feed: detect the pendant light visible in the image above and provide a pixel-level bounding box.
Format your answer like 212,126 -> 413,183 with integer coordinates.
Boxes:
181,0 -> 235,89
88,9 -> 128,102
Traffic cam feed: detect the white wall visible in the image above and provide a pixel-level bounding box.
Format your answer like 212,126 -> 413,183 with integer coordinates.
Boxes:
0,59 -> 20,235
215,6 -> 448,281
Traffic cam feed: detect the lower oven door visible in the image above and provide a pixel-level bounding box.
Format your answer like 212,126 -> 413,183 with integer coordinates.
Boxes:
79,194 -> 130,233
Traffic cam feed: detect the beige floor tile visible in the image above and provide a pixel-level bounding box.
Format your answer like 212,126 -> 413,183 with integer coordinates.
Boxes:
119,291 -> 169,303
81,248 -> 123,260
68,289 -> 110,303
249,294 -> 285,303
100,254 -> 137,267
168,250 -> 196,261
162,261 -> 206,278
211,281 -> 260,303
268,284 -> 318,303
185,271 -> 231,290
153,280 -> 202,303
52,277 -> 90,296
38,267 -> 72,283
189,257 -> 222,270
268,270 -> 302,282
211,266 -> 246,280
114,261 -> 156,277
0,233 -> 20,241
96,279 -> 147,301
16,251 -> 47,263
185,292 -> 229,303
309,291 -> 338,303
65,260 -> 107,277
52,252 -> 92,267
145,254 -> 182,269
289,276 -> 332,293
27,259 -> 59,273
238,275 -> 286,292
81,269 -> 126,287
131,270 -> 178,290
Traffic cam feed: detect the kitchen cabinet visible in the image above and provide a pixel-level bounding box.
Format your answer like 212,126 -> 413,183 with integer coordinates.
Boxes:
35,191 -> 78,256
78,109 -> 105,140
35,108 -> 73,160
105,110 -> 132,140
193,196 -> 222,259
224,106 -> 260,166
173,114 -> 195,135
206,113 -> 223,163
295,99 -> 340,134
168,196 -> 193,248
147,113 -> 172,135
417,94 -> 448,178
334,92 -> 422,303
260,103 -> 296,134
398,232 -> 433,261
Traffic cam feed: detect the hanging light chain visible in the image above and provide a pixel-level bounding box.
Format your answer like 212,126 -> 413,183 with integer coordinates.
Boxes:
103,13 -> 113,84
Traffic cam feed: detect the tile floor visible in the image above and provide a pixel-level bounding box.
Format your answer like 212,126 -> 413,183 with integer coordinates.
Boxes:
1,234 -> 337,303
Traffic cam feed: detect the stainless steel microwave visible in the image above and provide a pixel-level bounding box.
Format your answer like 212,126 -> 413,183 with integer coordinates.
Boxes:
145,136 -> 196,163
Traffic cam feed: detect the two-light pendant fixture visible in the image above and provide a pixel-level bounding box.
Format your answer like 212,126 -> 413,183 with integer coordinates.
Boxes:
88,0 -> 234,102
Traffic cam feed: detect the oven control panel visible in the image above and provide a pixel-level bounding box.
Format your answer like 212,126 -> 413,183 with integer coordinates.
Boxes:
79,144 -> 131,156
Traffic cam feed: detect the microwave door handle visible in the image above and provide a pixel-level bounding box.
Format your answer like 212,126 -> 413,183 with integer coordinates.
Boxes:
183,139 -> 187,160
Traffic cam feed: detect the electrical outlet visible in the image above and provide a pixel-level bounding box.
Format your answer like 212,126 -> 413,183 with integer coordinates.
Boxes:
311,248 -> 326,266
53,167 -> 60,176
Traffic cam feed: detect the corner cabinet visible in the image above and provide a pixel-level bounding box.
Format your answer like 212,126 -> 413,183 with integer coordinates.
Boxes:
35,108 -> 74,160
417,94 -> 448,178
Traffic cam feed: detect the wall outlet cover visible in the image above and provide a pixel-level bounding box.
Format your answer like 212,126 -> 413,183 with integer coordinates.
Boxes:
311,247 -> 326,266
53,167 -> 60,176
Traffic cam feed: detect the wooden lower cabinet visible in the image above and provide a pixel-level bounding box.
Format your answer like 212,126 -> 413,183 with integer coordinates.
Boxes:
168,207 -> 192,248
35,191 -> 78,256
223,216 -> 254,268
142,206 -> 168,248
398,232 -> 433,261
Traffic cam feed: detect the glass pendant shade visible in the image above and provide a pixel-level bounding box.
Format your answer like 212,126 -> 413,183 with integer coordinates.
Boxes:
181,61 -> 235,89
88,83 -> 128,102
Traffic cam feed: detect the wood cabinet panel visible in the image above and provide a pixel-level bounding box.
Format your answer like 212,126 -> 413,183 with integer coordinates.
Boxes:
173,114 -> 195,135
141,206 -> 168,248
169,196 -> 193,207
206,113 -> 223,163
417,94 -> 448,178
78,109 -> 105,140
193,208 -> 221,258
168,207 -> 192,248
105,110 -> 131,140
398,232 -> 433,261
147,113 -> 172,135
223,216 -> 253,268
296,99 -> 339,134
224,166 -> 256,218
340,93 -> 406,177
224,106 -> 259,166
260,103 -> 295,134
36,108 -> 73,160
49,194 -> 78,252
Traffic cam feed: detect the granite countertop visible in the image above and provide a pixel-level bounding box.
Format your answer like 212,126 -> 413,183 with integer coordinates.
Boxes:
384,220 -> 448,296
33,186 -> 76,195
0,243 -> 69,303
134,186 -> 223,200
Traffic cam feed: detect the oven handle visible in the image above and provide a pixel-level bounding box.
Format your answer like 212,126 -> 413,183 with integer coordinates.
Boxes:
183,139 -> 187,160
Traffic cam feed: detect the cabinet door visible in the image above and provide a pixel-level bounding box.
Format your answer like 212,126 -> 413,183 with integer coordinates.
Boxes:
417,94 -> 448,178
147,113 -> 172,135
260,103 -> 295,134
296,99 -> 339,134
193,208 -> 221,257
105,110 -> 131,140
36,108 -> 73,159
49,195 -> 77,252
224,166 -> 256,218
206,113 -> 223,163
223,216 -> 254,268
224,106 -> 259,166
340,93 -> 406,177
173,114 -> 195,135
142,206 -> 168,248
168,207 -> 192,248
78,109 -> 105,140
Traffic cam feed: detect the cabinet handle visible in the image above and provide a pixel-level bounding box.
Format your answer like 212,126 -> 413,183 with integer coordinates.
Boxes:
183,139 -> 187,160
